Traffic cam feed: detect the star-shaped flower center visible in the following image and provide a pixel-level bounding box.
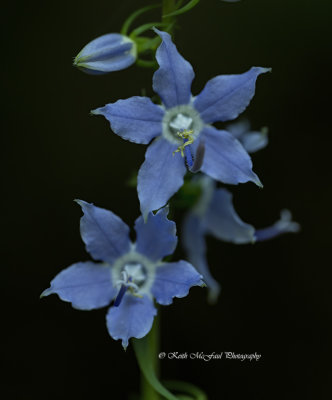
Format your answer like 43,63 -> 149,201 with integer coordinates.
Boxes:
162,105 -> 203,144
169,113 -> 193,133
114,262 -> 147,306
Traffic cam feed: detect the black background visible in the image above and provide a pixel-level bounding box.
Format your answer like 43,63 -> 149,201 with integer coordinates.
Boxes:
2,0 -> 332,399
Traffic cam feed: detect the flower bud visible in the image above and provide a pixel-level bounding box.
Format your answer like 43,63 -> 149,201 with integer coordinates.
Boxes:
74,33 -> 137,75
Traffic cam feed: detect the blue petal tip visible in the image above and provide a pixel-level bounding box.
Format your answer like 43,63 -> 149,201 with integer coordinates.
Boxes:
254,176 -> 263,188
40,288 -> 52,298
74,199 -> 90,209
90,108 -> 100,116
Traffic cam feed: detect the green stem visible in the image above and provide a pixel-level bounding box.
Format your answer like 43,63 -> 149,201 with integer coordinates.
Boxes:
140,313 -> 160,400
162,0 -> 177,34
134,312 -> 178,400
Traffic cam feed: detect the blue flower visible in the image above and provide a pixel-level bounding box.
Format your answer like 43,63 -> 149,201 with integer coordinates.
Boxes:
182,177 -> 300,303
92,29 -> 270,219
41,201 -> 203,348
74,33 -> 137,74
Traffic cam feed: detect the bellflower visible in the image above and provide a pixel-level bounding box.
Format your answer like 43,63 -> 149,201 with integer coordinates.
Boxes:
92,29 -> 270,218
182,177 -> 300,303
41,201 -> 203,348
74,33 -> 137,74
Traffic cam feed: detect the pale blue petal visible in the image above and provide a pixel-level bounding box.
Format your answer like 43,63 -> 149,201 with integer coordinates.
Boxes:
255,209 -> 300,241
226,120 -> 250,139
137,138 -> 187,219
152,29 -> 194,108
194,67 -> 271,123
200,126 -> 262,186
78,55 -> 135,75
76,200 -> 131,263
74,34 -> 136,74
227,120 -> 268,153
92,97 -> 164,144
41,262 -> 116,310
151,260 -> 203,305
182,213 -> 220,303
106,295 -> 157,349
238,131 -> 268,153
135,207 -> 177,262
77,33 -> 129,59
204,188 -> 256,244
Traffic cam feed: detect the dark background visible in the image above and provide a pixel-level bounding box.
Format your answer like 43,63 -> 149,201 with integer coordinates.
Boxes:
2,0 -> 331,399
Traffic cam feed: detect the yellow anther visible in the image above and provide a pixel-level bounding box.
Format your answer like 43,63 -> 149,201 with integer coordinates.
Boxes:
127,285 -> 143,298
172,129 -> 194,157
131,291 -> 143,299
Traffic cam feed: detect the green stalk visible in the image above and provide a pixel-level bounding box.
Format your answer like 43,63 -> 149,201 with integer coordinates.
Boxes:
162,0 -> 177,35
140,313 -> 160,400
133,305 -> 180,400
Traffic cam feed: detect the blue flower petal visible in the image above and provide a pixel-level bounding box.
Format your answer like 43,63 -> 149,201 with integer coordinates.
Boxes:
41,262 -> 116,310
151,260 -> 203,305
200,126 -> 262,186
135,207 -> 177,262
238,131 -> 268,153
78,55 -> 134,75
227,120 -> 268,153
92,97 -> 164,144
226,119 -> 250,138
137,138 -> 187,219
106,294 -> 157,349
78,33 -> 125,55
182,213 -> 221,303
193,67 -> 271,123
204,188 -> 256,244
74,33 -> 136,74
76,200 -> 131,263
255,209 -> 300,241
153,29 -> 195,108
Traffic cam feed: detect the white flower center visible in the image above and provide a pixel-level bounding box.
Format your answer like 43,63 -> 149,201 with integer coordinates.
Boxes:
162,105 -> 204,144
169,113 -> 193,132
112,251 -> 156,298
117,262 -> 147,289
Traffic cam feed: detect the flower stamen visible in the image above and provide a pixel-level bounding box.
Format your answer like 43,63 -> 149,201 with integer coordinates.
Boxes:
114,284 -> 128,307
114,263 -> 146,306
173,129 -> 194,157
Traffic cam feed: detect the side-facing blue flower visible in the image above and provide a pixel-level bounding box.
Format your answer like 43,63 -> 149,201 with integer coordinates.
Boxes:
92,29 -> 270,219
41,201 -> 203,348
182,177 -> 300,303
74,33 -> 137,74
